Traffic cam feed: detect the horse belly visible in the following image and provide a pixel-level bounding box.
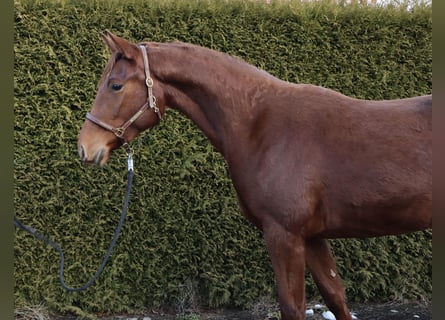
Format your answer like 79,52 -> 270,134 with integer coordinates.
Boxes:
321,192 -> 432,238
321,134 -> 431,237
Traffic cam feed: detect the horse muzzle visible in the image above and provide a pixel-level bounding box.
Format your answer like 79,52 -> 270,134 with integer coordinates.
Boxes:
78,144 -> 108,166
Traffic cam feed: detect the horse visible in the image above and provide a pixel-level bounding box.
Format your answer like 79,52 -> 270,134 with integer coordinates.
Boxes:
77,31 -> 432,320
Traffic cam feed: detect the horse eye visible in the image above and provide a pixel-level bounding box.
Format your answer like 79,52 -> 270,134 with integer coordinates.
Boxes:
111,83 -> 123,91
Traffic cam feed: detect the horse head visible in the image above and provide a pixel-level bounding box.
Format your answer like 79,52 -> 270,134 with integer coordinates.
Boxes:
78,30 -> 165,165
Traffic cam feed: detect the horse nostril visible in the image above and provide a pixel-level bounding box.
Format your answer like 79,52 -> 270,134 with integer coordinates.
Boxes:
79,145 -> 87,162
94,148 -> 105,165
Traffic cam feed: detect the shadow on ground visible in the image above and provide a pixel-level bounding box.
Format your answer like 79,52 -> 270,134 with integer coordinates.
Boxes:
51,301 -> 430,320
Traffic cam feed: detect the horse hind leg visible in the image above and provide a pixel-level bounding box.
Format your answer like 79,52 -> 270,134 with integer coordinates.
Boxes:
305,238 -> 352,320
263,224 -> 307,320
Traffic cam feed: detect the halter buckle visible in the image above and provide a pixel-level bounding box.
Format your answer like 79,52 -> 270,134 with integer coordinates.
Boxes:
113,127 -> 125,138
146,77 -> 154,88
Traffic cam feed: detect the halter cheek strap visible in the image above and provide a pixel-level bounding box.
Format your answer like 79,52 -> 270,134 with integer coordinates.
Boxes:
86,45 -> 161,144
140,45 -> 161,120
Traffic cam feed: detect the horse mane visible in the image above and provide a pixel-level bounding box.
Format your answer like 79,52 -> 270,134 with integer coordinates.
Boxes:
146,41 -> 278,85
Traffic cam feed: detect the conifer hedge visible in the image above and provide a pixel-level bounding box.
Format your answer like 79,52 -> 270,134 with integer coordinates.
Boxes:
14,0 -> 432,316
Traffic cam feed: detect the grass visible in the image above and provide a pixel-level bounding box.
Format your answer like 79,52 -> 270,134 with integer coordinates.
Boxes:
14,304 -> 50,320
175,313 -> 201,320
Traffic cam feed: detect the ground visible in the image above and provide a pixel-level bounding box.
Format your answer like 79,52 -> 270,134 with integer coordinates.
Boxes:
46,301 -> 431,320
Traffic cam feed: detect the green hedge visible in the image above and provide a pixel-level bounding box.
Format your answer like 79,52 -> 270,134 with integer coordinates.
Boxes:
14,0 -> 432,316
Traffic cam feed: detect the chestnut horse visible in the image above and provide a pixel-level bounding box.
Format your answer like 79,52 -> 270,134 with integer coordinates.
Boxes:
77,31 -> 432,320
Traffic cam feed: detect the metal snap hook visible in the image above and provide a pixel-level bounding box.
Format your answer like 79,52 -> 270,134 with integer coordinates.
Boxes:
122,142 -> 133,155
127,153 -> 134,172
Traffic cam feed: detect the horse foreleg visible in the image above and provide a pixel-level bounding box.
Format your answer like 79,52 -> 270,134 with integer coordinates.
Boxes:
264,224 -> 307,320
305,238 -> 352,320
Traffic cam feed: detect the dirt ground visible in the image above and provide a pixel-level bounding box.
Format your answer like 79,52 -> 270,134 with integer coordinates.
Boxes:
57,301 -> 431,320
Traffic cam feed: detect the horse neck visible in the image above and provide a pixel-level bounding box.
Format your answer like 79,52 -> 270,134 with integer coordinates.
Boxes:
149,42 -> 276,158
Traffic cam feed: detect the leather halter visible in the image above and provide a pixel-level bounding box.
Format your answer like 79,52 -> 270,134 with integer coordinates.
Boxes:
85,45 -> 161,145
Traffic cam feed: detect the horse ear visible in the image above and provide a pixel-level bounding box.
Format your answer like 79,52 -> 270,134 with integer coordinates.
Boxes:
100,30 -> 139,60
100,30 -> 119,52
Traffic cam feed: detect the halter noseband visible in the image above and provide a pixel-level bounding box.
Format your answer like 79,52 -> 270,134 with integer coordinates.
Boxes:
85,45 -> 161,146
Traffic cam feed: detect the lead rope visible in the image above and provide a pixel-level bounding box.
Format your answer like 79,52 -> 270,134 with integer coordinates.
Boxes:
13,151 -> 135,292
